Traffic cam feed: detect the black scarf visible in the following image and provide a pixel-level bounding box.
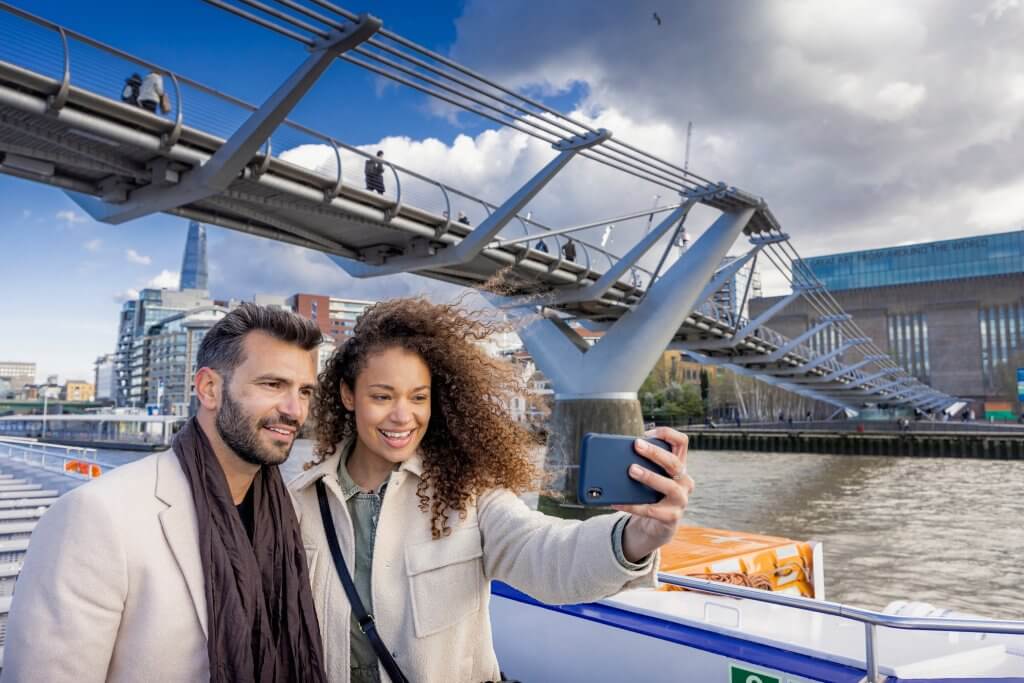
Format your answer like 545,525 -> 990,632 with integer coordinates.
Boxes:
173,418 -> 326,683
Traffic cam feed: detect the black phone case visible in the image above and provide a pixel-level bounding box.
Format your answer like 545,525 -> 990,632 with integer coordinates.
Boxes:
577,433 -> 671,506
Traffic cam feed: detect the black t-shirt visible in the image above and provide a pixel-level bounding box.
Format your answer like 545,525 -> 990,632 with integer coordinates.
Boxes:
235,485 -> 255,542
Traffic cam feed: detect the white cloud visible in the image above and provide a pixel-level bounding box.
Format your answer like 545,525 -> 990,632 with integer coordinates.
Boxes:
83,239 -> 102,252
125,248 -> 152,265
113,288 -> 139,303
146,270 -> 179,289
56,209 -> 87,225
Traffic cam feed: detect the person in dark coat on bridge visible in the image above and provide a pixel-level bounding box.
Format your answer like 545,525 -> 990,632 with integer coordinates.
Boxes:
536,239 -> 549,253
562,238 -> 577,262
364,150 -> 386,194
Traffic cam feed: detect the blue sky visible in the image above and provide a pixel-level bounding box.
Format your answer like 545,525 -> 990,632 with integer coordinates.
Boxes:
3,1 -> 1024,383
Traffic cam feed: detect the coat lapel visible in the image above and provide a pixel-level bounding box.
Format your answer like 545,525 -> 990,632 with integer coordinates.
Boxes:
155,449 -> 209,638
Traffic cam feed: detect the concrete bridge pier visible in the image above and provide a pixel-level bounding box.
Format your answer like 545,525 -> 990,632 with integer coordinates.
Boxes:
512,206 -> 756,518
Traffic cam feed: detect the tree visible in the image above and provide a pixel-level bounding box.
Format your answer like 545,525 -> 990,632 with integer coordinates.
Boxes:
699,369 -> 710,416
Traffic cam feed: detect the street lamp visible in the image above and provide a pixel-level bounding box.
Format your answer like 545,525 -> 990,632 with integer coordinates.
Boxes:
40,387 -> 49,439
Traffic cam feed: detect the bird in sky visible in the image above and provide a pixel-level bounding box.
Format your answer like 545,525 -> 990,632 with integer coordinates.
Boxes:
653,12 -> 662,26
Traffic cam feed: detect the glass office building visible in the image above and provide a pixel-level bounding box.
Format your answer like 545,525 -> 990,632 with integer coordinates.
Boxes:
799,230 -> 1024,291
180,221 -> 209,291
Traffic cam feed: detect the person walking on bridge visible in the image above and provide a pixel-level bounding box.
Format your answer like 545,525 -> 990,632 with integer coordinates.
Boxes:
2,304 -> 328,683
137,70 -> 166,114
364,150 -> 386,195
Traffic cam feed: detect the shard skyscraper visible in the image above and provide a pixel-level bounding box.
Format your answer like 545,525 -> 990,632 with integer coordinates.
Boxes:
179,220 -> 208,291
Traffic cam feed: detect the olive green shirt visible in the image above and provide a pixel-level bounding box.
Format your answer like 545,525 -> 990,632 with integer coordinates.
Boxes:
337,448 -> 650,683
336,446 -> 392,683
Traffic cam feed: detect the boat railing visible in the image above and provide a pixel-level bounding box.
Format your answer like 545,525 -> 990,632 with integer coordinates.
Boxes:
657,573 -> 1024,681
0,438 -> 115,480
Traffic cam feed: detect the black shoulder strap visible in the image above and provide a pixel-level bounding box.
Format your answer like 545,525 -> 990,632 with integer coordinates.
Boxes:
315,479 -> 409,683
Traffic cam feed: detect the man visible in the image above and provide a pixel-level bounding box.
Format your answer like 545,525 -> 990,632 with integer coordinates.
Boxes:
364,150 -> 385,195
3,304 -> 327,682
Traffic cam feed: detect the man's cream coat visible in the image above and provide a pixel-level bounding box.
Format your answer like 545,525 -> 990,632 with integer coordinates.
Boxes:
2,451 -> 210,682
289,448 -> 660,683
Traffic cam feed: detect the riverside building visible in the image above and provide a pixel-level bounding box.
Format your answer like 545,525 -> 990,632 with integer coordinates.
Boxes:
287,293 -> 374,341
749,229 -> 1024,415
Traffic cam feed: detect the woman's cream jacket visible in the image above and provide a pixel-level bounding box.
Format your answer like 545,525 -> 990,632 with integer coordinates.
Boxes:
288,445 -> 659,683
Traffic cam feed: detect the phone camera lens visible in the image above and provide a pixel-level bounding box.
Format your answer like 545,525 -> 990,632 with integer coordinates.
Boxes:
586,487 -> 602,499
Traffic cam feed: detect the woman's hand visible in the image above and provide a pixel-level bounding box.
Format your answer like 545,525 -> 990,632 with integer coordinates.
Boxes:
613,427 -> 695,564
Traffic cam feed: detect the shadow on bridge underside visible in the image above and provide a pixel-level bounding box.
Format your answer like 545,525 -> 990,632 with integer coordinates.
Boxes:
0,1 -> 954,412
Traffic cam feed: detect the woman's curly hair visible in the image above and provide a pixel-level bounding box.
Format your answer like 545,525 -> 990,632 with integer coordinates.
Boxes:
312,297 -> 541,539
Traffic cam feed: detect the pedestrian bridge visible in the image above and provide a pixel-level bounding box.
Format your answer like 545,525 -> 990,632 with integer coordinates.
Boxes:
0,1 -> 955,413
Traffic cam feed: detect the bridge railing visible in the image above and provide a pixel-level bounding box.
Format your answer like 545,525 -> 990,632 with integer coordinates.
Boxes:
0,438 -> 115,481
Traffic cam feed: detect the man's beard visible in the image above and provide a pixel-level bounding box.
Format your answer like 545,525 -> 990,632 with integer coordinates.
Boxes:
215,386 -> 299,467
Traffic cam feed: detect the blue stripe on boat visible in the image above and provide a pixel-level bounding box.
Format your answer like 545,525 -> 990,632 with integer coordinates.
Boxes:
491,581 -> 866,683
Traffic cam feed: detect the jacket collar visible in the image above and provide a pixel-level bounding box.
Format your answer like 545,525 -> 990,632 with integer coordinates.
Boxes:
288,435 -> 425,491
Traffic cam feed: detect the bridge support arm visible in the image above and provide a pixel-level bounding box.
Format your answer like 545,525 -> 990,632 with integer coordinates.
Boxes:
679,287 -> 803,352
543,198 -> 695,306
574,207 -> 756,392
736,315 -> 850,364
69,15 -> 383,224
836,367 -> 902,390
792,354 -> 887,384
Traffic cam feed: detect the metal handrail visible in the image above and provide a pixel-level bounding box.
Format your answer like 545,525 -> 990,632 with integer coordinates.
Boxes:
656,573 -> 1024,680
0,440 -> 116,481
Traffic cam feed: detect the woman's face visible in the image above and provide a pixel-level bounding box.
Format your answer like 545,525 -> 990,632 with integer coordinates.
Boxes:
341,346 -> 431,466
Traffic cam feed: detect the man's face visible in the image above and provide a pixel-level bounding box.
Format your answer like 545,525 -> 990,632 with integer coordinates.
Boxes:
214,331 -> 317,466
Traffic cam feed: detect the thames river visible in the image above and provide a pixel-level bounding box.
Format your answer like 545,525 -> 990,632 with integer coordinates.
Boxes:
93,443 -> 1024,620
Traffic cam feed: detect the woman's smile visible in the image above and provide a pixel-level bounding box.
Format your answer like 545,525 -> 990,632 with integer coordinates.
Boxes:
377,427 -> 416,449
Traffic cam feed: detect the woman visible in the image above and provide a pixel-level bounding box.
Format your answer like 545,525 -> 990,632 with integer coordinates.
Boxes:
289,298 -> 694,683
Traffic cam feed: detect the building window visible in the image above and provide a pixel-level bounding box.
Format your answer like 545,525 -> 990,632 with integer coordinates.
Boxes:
979,303 -> 1023,388
887,312 -> 929,382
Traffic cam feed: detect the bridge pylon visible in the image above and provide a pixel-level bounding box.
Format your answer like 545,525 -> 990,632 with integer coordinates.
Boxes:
508,205 -> 756,517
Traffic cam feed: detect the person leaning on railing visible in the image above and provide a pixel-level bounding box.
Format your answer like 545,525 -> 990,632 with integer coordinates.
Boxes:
291,297 -> 695,683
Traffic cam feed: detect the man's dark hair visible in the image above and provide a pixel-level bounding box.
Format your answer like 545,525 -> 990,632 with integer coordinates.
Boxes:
197,303 -> 322,378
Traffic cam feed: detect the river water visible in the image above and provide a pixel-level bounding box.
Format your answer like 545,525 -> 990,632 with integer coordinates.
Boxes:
91,444 -> 1023,620
684,449 -> 1024,620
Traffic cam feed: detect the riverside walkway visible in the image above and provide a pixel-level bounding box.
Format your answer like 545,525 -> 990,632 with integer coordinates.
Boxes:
0,1 -> 955,415
684,422 -> 1024,458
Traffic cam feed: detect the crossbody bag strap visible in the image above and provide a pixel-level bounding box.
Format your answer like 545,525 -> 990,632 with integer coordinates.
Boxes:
315,479 -> 409,683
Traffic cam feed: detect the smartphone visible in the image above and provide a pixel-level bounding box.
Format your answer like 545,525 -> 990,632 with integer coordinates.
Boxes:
577,433 -> 671,506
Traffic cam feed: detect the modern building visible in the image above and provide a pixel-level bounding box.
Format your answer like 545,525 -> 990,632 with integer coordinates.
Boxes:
713,255 -> 762,322
116,288 -> 214,407
94,353 -> 117,402
288,293 -> 375,341
62,381 -> 95,402
144,306 -> 228,415
0,361 -> 36,395
0,361 -> 35,381
180,221 -> 208,290
750,229 -> 1024,414
111,219 -> 213,407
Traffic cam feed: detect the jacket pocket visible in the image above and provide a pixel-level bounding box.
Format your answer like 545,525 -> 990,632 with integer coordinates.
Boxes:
405,525 -> 485,638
